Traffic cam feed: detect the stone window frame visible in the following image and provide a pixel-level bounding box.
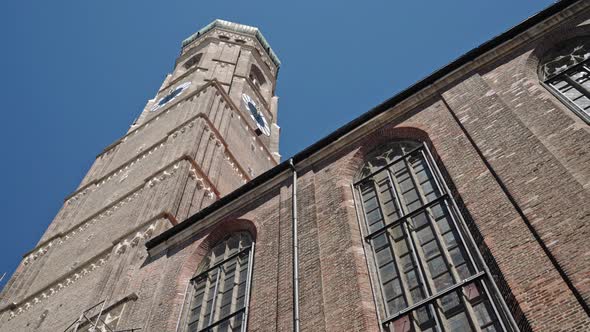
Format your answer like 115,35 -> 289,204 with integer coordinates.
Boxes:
352,140 -> 518,332
178,231 -> 255,332
539,36 -> 590,124
184,53 -> 203,70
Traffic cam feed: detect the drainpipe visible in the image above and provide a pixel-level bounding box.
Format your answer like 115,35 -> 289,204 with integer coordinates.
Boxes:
289,158 -> 300,332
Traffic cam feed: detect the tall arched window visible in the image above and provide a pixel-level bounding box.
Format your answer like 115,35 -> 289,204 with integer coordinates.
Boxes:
182,232 -> 254,332
540,36 -> 590,123
353,141 -> 516,331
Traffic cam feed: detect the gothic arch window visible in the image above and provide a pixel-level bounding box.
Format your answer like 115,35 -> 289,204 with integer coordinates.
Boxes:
353,141 -> 517,331
540,36 -> 590,123
181,232 -> 254,332
184,53 -> 203,70
249,64 -> 267,92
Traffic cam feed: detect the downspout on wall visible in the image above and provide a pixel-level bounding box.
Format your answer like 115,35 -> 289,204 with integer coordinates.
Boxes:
289,158 -> 300,332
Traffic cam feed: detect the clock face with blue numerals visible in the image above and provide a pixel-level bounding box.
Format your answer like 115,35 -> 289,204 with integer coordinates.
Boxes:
151,81 -> 192,112
242,94 -> 270,136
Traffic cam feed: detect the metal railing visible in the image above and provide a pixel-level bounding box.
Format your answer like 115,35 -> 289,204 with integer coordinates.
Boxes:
63,300 -> 141,332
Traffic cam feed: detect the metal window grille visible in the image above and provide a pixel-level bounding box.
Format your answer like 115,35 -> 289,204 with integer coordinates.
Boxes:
353,142 -> 517,332
184,232 -> 254,332
545,57 -> 590,123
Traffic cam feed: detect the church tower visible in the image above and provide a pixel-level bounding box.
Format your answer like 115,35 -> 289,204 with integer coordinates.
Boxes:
0,20 -> 280,331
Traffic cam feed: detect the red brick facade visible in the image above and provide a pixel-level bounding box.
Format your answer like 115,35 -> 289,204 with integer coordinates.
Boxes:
1,2 -> 590,331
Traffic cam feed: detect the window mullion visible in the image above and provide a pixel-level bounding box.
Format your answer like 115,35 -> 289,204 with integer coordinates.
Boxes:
190,247 -> 252,283
214,240 -> 236,326
354,145 -> 425,186
373,174 -> 413,318
563,74 -> 590,100
195,260 -> 218,331
367,179 -> 400,318
417,149 -> 488,332
409,150 -> 483,332
228,253 -> 242,330
240,243 -> 255,332
382,271 -> 486,326
398,154 -> 447,332
354,185 -> 386,331
423,144 -> 517,332
385,167 -> 444,332
207,267 -> 222,328
546,78 -> 590,123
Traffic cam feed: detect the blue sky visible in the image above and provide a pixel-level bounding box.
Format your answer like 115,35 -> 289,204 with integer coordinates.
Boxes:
0,1 -> 555,289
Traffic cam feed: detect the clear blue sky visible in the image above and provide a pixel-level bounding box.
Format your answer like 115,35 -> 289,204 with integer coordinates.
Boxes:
0,1 -> 555,290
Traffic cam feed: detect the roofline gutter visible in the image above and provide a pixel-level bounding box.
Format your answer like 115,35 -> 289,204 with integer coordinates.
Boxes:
145,0 -> 580,250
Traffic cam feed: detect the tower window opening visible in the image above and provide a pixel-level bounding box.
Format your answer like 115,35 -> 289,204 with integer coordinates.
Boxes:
540,37 -> 590,123
249,65 -> 267,92
354,141 -> 516,331
183,53 -> 203,70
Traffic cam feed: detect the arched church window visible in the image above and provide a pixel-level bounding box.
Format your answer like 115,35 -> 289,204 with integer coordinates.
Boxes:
182,232 -> 254,332
248,65 -> 267,91
184,53 -> 203,70
353,141 -> 516,331
540,36 -> 590,123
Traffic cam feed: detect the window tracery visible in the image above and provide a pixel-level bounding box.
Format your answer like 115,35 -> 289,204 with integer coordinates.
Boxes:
354,141 -> 515,331
540,37 -> 590,123
182,232 -> 253,332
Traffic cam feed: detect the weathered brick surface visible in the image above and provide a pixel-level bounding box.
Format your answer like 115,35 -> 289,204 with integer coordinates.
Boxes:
442,73 -> 590,311
0,23 -> 282,330
3,8 -> 590,332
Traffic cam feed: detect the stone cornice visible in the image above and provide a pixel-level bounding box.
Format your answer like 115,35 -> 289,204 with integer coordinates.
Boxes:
169,41 -> 276,94
182,25 -> 279,74
93,80 -> 275,183
1,214 -> 172,319
147,166 -> 292,256
67,107 -> 251,206
97,81 -> 216,158
24,156 -> 216,268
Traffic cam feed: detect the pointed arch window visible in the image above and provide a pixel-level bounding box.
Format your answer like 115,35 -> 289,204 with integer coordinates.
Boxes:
184,53 -> 203,70
540,37 -> 590,123
353,141 -> 517,331
182,232 -> 254,332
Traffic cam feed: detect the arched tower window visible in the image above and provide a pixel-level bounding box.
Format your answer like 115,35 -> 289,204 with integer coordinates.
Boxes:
184,53 -> 203,70
353,141 -> 516,331
540,36 -> 590,123
248,64 -> 267,92
182,232 -> 254,332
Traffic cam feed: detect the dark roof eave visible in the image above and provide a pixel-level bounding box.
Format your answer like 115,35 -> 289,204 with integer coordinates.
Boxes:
145,0 -> 580,250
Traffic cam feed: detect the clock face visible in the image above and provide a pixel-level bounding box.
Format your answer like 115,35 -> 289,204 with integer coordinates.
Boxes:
151,81 -> 192,112
242,94 -> 270,136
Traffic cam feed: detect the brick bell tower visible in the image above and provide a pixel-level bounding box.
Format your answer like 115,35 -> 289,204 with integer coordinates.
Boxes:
0,20 -> 280,331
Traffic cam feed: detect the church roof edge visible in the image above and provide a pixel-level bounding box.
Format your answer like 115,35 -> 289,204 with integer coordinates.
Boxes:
182,19 -> 281,68
146,0 -> 580,251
